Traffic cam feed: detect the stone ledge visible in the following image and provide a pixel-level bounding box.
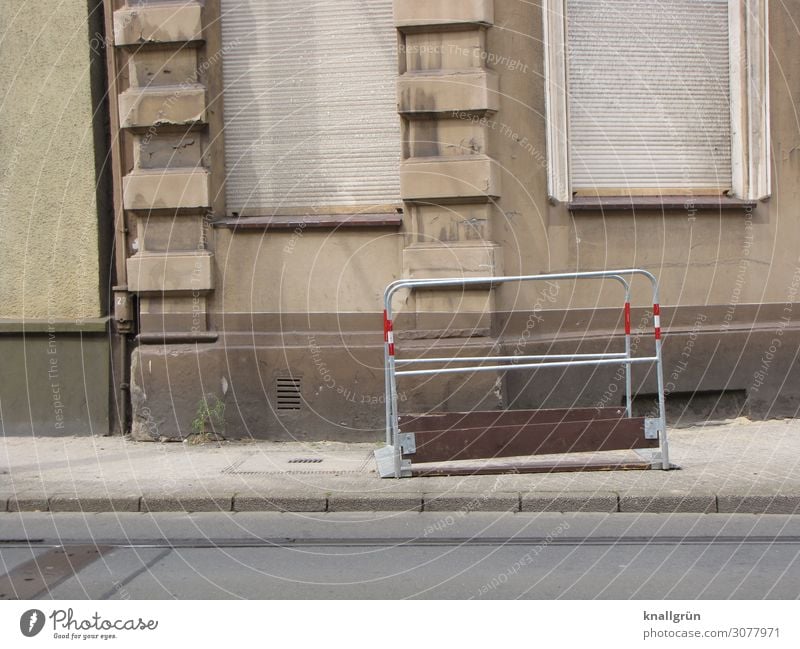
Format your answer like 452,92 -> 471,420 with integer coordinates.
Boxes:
127,251 -> 214,293
123,167 -> 210,210
0,317 -> 110,334
213,213 -> 404,230
119,84 -> 206,129
137,332 -> 219,344
569,195 -> 758,212
394,0 -> 493,31
398,70 -> 498,115
114,2 -> 204,46
400,155 -> 501,201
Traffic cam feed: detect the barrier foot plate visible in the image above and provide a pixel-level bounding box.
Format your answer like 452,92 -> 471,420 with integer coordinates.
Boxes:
374,445 -> 412,478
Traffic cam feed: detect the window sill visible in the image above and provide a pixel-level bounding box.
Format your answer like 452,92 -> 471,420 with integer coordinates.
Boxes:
568,195 -> 759,212
212,213 -> 404,230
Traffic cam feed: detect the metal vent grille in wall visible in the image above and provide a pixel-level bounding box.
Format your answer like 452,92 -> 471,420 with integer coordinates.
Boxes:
276,376 -> 302,411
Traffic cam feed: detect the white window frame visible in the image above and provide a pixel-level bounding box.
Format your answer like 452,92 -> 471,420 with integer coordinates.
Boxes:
542,0 -> 770,203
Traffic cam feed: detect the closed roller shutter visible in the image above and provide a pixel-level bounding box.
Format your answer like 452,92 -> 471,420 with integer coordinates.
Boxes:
221,1 -> 401,213
566,0 -> 732,193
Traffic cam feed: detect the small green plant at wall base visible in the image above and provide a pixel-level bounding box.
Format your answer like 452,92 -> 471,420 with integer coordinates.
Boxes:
189,394 -> 226,444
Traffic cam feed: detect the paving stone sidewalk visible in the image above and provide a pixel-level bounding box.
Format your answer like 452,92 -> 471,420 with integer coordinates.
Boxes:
1,418 -> 799,514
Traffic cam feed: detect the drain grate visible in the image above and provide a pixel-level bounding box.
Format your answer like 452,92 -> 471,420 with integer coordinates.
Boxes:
287,458 -> 323,464
276,376 -> 302,410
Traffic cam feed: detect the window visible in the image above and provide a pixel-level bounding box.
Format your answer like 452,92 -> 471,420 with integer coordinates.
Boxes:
220,1 -> 401,215
543,0 -> 770,202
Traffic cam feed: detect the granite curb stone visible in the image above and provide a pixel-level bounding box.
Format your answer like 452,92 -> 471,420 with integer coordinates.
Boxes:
327,493 -> 423,512
140,495 -> 234,512
619,494 -> 717,513
422,493 -> 520,512
7,496 -> 50,512
49,495 -> 141,513
521,491 -> 619,513
234,494 -> 327,512
717,494 -> 800,514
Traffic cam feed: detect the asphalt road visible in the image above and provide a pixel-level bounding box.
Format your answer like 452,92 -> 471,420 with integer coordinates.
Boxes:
1,512 -> 799,599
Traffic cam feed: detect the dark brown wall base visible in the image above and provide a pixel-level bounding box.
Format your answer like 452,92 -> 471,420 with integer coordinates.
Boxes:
129,332 -> 504,442
501,324 -> 800,421
129,307 -> 800,441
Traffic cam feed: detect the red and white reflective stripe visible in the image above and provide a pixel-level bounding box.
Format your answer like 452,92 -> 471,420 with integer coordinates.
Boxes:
383,310 -> 395,356
624,302 -> 631,336
653,303 -> 662,340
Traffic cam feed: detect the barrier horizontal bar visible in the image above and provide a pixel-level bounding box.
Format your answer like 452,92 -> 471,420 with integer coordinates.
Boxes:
384,269 -> 658,308
394,353 -> 627,366
396,356 -> 659,377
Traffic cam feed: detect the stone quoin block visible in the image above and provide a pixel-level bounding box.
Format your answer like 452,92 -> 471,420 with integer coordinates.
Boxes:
114,2 -> 204,46
403,242 -> 502,279
400,155 -> 501,201
119,85 -> 207,129
127,251 -> 214,293
123,168 -> 210,210
398,70 -> 499,115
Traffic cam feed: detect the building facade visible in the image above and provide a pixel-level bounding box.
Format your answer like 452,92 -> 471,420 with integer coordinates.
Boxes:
6,0 -> 795,440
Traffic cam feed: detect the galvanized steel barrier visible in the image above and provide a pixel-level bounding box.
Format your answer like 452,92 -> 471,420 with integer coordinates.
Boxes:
376,269 -> 670,478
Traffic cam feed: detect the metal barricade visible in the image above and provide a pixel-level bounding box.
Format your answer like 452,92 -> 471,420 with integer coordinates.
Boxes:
376,269 -> 670,478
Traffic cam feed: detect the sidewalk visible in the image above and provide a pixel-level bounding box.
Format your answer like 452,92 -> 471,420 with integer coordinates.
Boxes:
1,418 -> 799,514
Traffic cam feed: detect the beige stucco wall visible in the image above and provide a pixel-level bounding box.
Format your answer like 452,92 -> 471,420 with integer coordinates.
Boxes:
210,0 -> 800,320
215,229 -> 403,314
0,0 -> 101,320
